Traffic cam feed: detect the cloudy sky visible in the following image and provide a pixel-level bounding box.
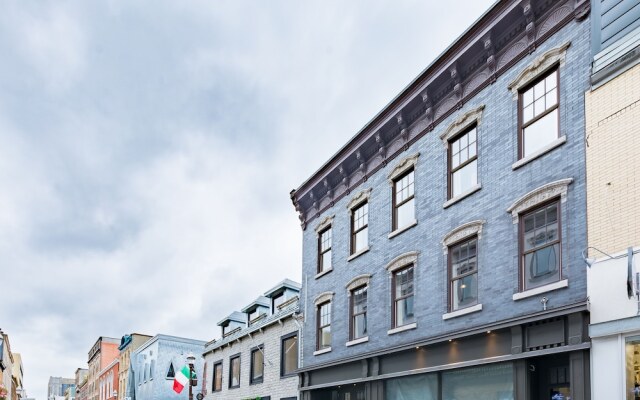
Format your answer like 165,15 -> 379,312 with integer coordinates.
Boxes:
0,1 -> 495,398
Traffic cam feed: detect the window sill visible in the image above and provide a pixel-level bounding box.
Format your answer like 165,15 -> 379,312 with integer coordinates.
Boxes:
388,220 -> 418,239
313,347 -> 332,356
347,246 -> 370,262
443,184 -> 482,209
512,279 -> 568,301
315,268 -> 333,280
442,303 -> 483,320
346,336 -> 369,347
512,136 -> 567,170
387,322 -> 417,335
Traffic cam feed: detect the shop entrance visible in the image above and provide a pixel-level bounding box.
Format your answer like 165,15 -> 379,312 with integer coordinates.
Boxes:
528,353 -> 571,400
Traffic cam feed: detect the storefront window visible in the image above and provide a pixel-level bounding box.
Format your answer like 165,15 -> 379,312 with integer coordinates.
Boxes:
385,373 -> 438,400
626,336 -> 640,400
442,363 -> 514,400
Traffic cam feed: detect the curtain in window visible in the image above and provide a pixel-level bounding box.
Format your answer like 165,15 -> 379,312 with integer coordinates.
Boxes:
385,373 -> 438,400
442,363 -> 514,400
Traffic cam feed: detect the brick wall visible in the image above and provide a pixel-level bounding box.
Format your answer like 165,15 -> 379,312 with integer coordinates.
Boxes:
204,316 -> 299,400
300,17 -> 591,369
585,63 -> 640,254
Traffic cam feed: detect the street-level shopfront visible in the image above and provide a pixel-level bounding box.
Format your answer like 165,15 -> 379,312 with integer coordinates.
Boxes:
299,310 -> 590,400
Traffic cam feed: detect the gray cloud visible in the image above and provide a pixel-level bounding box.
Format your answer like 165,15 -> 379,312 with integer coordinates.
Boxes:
0,0 -> 494,398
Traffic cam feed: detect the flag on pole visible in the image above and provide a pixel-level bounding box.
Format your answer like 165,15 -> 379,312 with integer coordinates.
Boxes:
172,365 -> 191,394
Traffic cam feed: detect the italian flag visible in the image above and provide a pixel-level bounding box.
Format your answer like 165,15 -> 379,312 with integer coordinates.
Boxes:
172,365 -> 191,394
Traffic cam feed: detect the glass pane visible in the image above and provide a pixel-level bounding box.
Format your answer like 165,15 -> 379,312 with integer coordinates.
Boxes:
214,365 -> 222,390
252,350 -> 263,381
523,109 -> 558,157
354,228 -> 368,252
396,296 -> 415,326
396,198 -> 415,229
525,244 -> 559,289
546,72 -> 557,90
354,314 -> 367,339
442,363 -> 514,400
452,273 -> 478,311
546,90 -> 557,108
523,105 -> 534,123
452,160 -> 477,197
452,138 -> 460,153
534,80 -> 545,100
320,326 -> 331,348
283,336 -> 298,374
231,359 -> 240,386
452,152 -> 460,168
321,250 -> 332,272
468,142 -> 476,158
625,337 -> 640,398
386,374 -> 439,400
534,97 -> 545,117
523,87 -> 534,106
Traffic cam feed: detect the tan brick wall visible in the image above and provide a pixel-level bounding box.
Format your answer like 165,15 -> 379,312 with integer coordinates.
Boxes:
585,63 -> 640,254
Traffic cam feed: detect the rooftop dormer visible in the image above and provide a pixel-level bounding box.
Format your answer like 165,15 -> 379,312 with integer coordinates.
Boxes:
264,279 -> 301,314
241,296 -> 271,326
217,312 -> 247,338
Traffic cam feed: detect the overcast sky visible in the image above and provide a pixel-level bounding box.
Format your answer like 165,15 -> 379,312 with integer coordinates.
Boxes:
0,1 -> 495,398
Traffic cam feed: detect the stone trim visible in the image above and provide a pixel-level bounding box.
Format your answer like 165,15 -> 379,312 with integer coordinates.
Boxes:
346,189 -> 372,211
314,291 -> 335,306
442,183 -> 482,209
388,220 -> 418,239
314,215 -> 334,235
385,251 -> 419,273
511,136 -> 566,170
346,336 -> 369,347
508,42 -> 571,96
387,322 -> 417,335
347,246 -> 370,262
512,279 -> 568,301
439,105 -> 485,147
506,178 -> 573,223
387,153 -> 420,183
313,347 -> 332,356
442,303 -> 483,320
315,268 -> 333,280
346,274 -> 372,291
442,220 -> 486,253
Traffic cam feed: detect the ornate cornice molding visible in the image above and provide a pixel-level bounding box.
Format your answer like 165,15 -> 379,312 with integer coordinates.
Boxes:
346,274 -> 372,291
508,42 -> 571,95
439,105 -> 485,147
314,214 -> 334,235
386,251 -> 419,273
346,189 -> 372,211
506,178 -> 573,223
442,220 -> 486,253
314,291 -> 334,306
387,153 -> 420,183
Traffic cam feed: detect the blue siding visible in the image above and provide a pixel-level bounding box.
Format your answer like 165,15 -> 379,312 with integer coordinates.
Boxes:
300,18 -> 591,369
594,0 -> 640,51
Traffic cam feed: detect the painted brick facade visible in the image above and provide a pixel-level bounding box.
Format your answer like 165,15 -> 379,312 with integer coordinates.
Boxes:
204,315 -> 299,400
299,17 -> 591,371
585,63 -> 640,254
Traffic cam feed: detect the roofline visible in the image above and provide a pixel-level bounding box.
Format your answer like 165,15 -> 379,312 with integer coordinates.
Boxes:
292,0 -> 504,195
134,334 -> 207,353
263,279 -> 302,298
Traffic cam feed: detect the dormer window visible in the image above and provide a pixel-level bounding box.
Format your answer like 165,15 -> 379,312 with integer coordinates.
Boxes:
272,292 -> 286,313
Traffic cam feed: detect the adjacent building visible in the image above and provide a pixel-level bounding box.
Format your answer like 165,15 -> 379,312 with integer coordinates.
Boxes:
116,334 -> 151,400
127,335 -> 205,400
203,279 -> 301,400
98,359 -> 118,400
585,0 -> 640,398
47,377 -> 75,400
87,338 -> 119,400
11,353 -> 23,399
0,331 -> 14,399
290,0 -> 592,398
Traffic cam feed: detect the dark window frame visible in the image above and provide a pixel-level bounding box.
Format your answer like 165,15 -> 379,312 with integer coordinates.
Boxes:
447,236 -> 479,312
392,168 -> 415,231
249,345 -> 264,385
447,125 -> 478,199
517,67 -> 560,160
518,198 -> 563,291
349,285 -> 368,340
280,331 -> 298,378
228,353 -> 241,389
316,300 -> 332,350
391,265 -> 415,328
317,226 -> 332,274
350,201 -> 369,255
211,361 -> 222,392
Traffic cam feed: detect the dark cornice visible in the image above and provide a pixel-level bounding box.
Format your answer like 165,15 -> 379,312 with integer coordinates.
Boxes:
290,0 -> 589,229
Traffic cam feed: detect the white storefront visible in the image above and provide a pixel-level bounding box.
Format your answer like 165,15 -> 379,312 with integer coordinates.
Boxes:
588,247 -> 640,399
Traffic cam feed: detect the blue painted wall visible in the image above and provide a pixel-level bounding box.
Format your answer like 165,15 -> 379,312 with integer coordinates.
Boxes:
300,17 -> 591,369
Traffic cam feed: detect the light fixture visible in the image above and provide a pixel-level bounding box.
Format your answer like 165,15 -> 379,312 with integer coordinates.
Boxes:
448,339 -> 452,342
486,330 -> 491,334
581,246 -> 615,268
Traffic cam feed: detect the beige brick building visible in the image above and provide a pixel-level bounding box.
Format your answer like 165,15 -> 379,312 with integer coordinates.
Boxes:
585,63 -> 640,253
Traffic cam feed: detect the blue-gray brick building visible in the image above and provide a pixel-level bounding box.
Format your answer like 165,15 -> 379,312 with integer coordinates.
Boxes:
290,0 -> 592,399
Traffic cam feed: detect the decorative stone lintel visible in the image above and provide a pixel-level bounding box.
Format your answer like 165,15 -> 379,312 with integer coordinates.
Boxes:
442,220 -> 486,253
387,153 -> 420,183
346,274 -> 372,291
439,105 -> 485,147
346,188 -> 372,211
508,42 -> 571,96
314,214 -> 334,235
386,251 -> 419,273
506,178 -> 573,223
314,291 -> 335,306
